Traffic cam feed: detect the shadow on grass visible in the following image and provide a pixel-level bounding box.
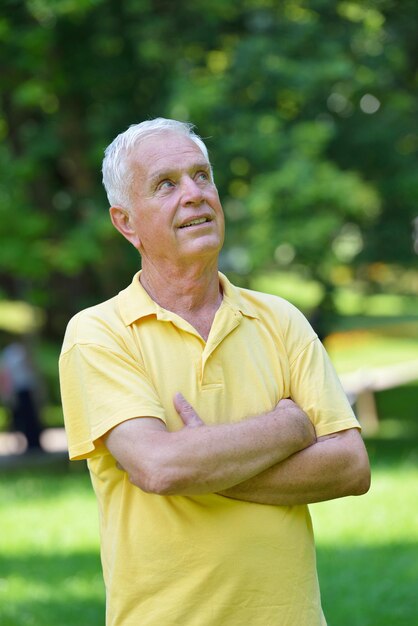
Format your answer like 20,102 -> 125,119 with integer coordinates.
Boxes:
1,543 -> 416,626
318,542 -> 418,626
375,383 -> 418,430
364,381 -> 418,469
365,436 -> 418,470
0,550 -> 105,626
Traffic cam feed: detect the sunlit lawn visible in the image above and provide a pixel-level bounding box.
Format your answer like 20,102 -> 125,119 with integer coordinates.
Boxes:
325,324 -> 418,374
1,425 -> 417,626
0,465 -> 104,626
312,441 -> 418,626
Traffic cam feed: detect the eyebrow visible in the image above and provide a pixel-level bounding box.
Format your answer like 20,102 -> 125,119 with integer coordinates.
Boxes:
148,161 -> 211,187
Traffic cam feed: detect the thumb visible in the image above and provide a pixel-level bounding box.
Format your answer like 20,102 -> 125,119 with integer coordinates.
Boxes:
173,393 -> 204,428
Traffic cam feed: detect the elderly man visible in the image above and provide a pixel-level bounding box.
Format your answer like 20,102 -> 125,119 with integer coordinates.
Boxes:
59,118 -> 370,626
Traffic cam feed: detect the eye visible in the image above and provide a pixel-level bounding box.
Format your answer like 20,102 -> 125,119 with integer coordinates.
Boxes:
157,179 -> 175,191
195,170 -> 210,183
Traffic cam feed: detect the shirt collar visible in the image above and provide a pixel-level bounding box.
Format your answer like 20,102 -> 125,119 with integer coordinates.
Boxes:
118,270 -> 259,327
218,273 -> 259,320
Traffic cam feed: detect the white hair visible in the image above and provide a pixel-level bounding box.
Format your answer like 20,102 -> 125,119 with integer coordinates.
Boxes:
102,118 -> 210,210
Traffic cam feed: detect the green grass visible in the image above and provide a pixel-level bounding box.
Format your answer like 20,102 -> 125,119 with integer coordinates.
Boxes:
1,425 -> 417,626
312,442 -> 418,626
325,324 -> 418,374
0,464 -> 104,626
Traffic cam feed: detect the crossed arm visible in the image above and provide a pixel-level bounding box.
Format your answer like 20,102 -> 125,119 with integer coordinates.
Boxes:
104,394 -> 370,506
218,428 -> 369,505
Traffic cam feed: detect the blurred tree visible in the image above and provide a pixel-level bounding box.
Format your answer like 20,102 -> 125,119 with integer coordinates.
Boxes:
0,0 -> 416,358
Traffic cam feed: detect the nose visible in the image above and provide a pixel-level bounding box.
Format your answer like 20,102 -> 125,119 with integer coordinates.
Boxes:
180,175 -> 204,205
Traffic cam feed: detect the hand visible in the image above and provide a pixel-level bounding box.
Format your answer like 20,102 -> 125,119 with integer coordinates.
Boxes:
173,393 -> 205,428
274,398 -> 317,446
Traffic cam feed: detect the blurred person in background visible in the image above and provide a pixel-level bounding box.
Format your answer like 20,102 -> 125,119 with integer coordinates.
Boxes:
0,334 -> 43,451
59,118 -> 370,626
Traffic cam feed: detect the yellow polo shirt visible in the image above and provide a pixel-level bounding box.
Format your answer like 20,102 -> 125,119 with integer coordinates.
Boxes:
59,272 -> 359,626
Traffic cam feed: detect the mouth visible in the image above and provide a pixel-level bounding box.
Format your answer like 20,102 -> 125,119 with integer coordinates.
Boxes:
179,217 -> 211,229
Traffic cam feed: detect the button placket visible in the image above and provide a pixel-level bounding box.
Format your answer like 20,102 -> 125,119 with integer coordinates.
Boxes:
200,309 -> 242,388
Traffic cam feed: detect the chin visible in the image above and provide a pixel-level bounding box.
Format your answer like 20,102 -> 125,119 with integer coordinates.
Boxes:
183,238 -> 223,258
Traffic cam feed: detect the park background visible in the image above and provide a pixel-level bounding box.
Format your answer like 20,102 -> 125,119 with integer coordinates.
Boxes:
0,0 -> 417,625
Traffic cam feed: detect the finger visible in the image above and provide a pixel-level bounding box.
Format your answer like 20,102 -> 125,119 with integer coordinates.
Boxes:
173,392 -> 204,428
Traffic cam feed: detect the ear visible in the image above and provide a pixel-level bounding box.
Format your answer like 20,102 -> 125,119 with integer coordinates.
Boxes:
109,206 -> 141,249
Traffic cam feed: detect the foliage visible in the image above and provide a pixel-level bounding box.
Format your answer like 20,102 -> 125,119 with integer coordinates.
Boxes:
0,0 -> 417,345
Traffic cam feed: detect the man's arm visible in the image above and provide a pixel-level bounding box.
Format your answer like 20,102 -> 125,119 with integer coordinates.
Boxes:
219,428 -> 371,505
104,395 -> 316,495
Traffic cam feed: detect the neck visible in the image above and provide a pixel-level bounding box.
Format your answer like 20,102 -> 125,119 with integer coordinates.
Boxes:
139,258 -> 222,340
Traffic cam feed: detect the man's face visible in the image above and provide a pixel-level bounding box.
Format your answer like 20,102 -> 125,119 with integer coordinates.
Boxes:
119,131 -> 225,267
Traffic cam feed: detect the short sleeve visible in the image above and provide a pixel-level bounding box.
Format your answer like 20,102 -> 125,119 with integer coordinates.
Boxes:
289,337 -> 360,437
59,342 -> 166,460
